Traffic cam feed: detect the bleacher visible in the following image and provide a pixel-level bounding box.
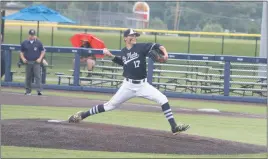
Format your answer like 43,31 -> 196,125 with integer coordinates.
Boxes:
55,59 -> 124,87
54,57 -> 267,98
151,60 -> 267,97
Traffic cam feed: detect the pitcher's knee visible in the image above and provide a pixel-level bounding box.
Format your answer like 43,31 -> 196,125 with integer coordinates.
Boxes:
158,94 -> 168,105
103,102 -> 117,111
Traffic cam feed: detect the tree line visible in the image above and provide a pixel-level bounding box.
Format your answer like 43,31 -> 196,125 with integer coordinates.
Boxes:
4,1 -> 263,33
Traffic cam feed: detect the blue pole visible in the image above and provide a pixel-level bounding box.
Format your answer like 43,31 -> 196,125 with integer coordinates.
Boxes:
73,52 -> 80,86
4,50 -> 11,82
223,61 -> 231,96
41,65 -> 46,84
147,58 -> 154,84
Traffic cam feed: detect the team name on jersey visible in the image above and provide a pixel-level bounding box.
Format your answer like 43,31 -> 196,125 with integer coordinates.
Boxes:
122,52 -> 139,64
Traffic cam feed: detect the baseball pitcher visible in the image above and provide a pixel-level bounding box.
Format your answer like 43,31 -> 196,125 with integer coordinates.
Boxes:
68,28 -> 190,135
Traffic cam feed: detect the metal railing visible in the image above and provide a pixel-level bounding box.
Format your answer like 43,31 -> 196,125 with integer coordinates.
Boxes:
1,44 -> 267,103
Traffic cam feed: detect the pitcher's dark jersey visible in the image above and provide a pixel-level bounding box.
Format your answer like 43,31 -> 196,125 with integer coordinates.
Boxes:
112,43 -> 161,80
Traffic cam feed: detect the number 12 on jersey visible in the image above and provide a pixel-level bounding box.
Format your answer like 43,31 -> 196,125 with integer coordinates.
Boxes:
134,60 -> 140,68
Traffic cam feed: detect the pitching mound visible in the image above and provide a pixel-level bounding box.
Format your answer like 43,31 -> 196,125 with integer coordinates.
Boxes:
2,119 -> 266,155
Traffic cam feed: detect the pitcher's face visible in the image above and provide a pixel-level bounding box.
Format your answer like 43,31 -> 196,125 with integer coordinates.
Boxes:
125,34 -> 137,45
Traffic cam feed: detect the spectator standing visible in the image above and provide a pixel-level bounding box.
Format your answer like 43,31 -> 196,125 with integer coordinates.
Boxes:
20,29 -> 45,95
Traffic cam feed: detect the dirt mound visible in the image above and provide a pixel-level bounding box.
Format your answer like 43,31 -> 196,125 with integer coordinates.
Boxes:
2,119 -> 266,155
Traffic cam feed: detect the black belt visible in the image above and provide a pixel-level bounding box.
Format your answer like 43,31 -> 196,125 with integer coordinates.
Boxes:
126,78 -> 146,84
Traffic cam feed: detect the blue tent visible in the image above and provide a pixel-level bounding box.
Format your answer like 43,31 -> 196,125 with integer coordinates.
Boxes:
2,4 -> 76,35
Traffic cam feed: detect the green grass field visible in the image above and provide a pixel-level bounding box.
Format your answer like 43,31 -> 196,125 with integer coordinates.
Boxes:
2,87 -> 266,115
1,89 -> 267,158
2,146 -> 266,158
4,26 -> 259,57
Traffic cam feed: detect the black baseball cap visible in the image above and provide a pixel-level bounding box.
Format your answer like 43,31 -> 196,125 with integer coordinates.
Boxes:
123,28 -> 140,37
29,29 -> 36,36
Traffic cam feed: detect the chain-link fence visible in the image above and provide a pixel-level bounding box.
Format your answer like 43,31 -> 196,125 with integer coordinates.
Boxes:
57,9 -> 139,29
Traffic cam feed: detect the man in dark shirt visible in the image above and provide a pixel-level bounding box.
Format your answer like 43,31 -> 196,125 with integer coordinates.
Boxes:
68,28 -> 190,135
20,29 -> 45,95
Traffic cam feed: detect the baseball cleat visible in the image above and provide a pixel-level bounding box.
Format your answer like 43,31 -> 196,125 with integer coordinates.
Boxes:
172,124 -> 190,135
68,111 -> 84,123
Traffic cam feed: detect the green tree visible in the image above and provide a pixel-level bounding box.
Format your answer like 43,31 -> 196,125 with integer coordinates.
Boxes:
202,23 -> 224,32
149,17 -> 167,30
146,1 -> 262,33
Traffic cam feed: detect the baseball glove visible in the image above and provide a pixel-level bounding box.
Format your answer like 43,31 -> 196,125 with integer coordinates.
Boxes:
148,47 -> 166,63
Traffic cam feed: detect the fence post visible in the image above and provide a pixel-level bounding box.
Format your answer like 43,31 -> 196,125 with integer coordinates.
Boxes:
37,21 -> 40,37
187,34 -> 191,53
147,58 -> 154,84
4,50 -> 12,82
254,37 -> 258,57
119,31 -> 122,49
0,10 -> 5,41
221,36 -> 225,55
223,61 -> 231,96
41,65 -> 46,84
20,25 -> 23,44
50,27 -> 54,65
73,52 -> 81,86
51,27 -> 54,46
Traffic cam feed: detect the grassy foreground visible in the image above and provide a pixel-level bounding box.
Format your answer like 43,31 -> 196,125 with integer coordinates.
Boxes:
2,146 -> 267,158
1,87 -> 266,115
1,104 -> 266,158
